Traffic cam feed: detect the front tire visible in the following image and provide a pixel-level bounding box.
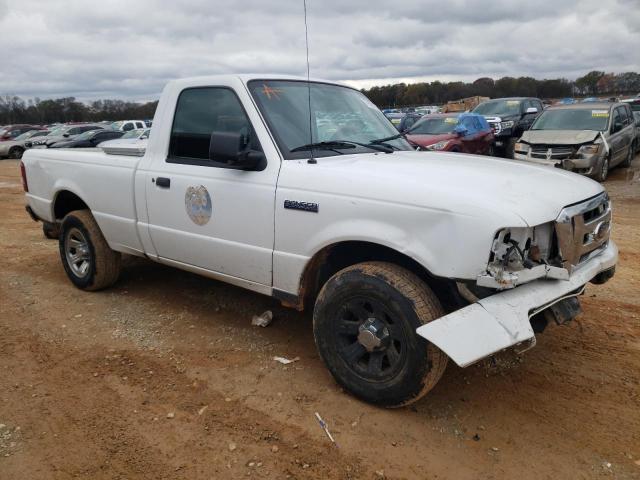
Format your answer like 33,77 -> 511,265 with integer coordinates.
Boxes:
9,147 -> 24,159
595,155 -> 609,182
313,262 -> 448,407
59,210 -> 121,291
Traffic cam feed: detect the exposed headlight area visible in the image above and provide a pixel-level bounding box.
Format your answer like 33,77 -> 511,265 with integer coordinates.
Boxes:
477,193 -> 612,290
577,143 -> 601,156
426,140 -> 450,151
500,120 -> 514,130
477,223 -> 568,289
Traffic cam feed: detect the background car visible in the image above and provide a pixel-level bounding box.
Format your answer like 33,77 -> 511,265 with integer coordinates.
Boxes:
397,113 -> 423,132
98,128 -> 150,155
472,97 -> 543,157
633,111 -> 640,153
27,124 -> 106,148
514,102 -> 636,181
0,124 -> 42,141
49,129 -> 124,148
406,112 -> 494,154
110,120 -> 147,132
0,129 -> 49,159
384,112 -> 406,129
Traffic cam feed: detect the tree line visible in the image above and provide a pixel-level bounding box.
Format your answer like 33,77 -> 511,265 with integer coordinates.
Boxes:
0,96 -> 159,125
361,71 -> 640,108
1,71 -> 639,124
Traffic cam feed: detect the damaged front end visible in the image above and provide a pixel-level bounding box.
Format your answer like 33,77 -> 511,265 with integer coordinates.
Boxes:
513,139 -> 605,176
477,192 -> 612,290
416,192 -> 617,367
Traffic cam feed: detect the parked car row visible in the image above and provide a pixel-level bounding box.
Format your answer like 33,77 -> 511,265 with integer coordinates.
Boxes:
0,119 -> 152,159
384,94 -> 637,182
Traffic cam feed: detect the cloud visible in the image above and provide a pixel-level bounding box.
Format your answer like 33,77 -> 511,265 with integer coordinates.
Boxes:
0,0 -> 638,101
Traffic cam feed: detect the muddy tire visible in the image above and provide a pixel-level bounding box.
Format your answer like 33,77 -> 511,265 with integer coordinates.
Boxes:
59,210 -> 121,291
43,222 -> 60,239
313,261 -> 448,407
595,155 -> 610,182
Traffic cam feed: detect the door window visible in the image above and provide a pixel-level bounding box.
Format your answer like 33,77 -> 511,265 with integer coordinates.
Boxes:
611,108 -> 623,133
168,87 -> 260,166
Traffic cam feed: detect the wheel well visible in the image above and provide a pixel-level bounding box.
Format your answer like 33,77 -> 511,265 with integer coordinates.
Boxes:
295,241 -> 463,313
53,191 -> 89,220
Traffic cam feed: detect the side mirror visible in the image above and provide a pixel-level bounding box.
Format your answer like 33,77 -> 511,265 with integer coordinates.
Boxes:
63,133 -> 70,137
209,131 -> 266,171
453,125 -> 468,136
525,107 -> 538,114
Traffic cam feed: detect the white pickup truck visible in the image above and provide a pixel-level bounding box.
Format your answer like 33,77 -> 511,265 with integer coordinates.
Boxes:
21,75 -> 618,407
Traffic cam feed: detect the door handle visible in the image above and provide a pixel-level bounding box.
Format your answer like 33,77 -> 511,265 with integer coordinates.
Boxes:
155,177 -> 171,188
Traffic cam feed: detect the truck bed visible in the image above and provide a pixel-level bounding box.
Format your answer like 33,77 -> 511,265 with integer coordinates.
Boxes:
23,148 -> 145,255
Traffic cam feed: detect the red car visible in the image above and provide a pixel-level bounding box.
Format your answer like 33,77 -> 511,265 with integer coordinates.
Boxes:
0,124 -> 42,142
406,113 -> 495,155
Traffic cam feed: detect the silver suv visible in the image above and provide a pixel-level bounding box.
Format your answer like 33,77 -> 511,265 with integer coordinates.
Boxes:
513,102 -> 636,182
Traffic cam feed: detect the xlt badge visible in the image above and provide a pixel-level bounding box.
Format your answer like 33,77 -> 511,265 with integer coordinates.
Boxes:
284,200 -> 319,213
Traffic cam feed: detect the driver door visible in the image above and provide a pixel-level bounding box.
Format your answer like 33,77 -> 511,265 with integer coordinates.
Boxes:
144,86 -> 279,286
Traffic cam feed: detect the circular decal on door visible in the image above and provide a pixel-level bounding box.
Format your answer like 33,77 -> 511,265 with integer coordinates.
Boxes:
185,185 -> 212,226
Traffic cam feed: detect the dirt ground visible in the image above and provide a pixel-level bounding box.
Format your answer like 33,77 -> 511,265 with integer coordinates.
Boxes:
1,156 -> 639,480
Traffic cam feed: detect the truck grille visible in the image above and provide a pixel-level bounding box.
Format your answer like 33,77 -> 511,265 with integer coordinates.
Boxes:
530,145 -> 575,160
554,193 -> 611,272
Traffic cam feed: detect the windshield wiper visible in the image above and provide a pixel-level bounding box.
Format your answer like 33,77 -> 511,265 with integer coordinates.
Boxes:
291,140 -> 393,154
368,131 -> 407,144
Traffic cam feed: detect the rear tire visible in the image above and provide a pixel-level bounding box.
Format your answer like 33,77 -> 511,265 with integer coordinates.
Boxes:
313,262 -> 448,407
620,142 -> 634,168
59,210 -> 121,291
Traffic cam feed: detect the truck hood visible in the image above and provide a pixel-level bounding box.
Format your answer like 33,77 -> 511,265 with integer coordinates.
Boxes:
293,150 -> 603,226
520,129 -> 600,146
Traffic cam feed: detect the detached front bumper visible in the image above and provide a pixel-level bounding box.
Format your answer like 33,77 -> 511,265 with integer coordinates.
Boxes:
416,240 -> 618,367
513,151 -> 601,175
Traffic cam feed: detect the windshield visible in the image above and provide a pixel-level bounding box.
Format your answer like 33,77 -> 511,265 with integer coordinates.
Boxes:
409,116 -> 459,134
248,80 -> 413,159
122,129 -> 144,139
14,130 -> 39,141
110,121 -> 123,130
474,99 -> 522,116
531,108 -> 610,131
75,130 -> 99,140
48,127 -> 68,137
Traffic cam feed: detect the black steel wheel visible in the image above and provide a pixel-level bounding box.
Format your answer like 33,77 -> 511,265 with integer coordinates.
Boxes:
313,262 -> 448,407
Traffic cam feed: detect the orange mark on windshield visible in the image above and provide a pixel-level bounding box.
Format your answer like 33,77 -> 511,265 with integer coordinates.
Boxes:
262,84 -> 283,100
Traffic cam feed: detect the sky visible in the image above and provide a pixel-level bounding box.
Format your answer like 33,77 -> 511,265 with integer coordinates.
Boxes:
0,0 -> 638,102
